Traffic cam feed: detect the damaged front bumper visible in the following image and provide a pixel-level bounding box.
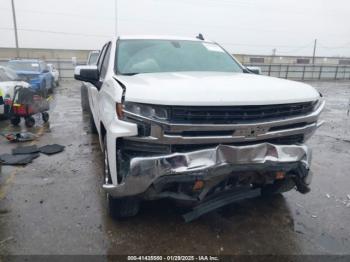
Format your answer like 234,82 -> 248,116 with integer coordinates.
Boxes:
103,143 -> 312,200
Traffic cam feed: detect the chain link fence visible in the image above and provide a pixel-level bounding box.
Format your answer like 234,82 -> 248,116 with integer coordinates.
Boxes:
2,58 -> 350,81
245,63 -> 350,80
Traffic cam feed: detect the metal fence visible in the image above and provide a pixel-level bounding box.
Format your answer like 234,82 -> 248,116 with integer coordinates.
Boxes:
2,58 -> 350,81
245,64 -> 350,80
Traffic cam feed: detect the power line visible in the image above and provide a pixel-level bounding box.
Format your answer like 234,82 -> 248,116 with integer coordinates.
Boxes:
0,7 -> 114,21
0,27 -> 109,38
0,25 -> 348,54
318,42 -> 350,50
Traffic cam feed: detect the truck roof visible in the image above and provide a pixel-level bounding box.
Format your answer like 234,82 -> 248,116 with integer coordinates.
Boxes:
118,35 -> 214,43
9,59 -> 43,63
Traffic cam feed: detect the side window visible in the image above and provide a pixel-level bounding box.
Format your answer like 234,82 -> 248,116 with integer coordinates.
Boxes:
97,44 -> 107,71
40,62 -> 45,72
100,43 -> 111,80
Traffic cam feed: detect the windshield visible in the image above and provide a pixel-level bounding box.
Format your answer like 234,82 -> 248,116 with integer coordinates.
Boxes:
8,61 -> 41,72
116,39 -> 243,75
0,67 -> 19,81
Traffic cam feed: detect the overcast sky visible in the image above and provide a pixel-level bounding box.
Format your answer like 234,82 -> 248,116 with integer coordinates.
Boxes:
0,0 -> 349,56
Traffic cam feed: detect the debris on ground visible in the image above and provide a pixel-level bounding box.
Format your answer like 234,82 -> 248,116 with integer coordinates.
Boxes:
0,144 -> 65,166
12,145 -> 39,155
0,153 -> 39,165
296,203 -> 304,208
0,237 -> 14,246
326,193 -> 331,198
1,132 -> 38,142
39,144 -> 65,155
347,195 -> 350,200
182,188 -> 261,222
311,215 -> 318,218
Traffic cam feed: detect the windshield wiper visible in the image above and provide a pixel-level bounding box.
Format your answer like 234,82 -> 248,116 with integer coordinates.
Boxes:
121,72 -> 140,76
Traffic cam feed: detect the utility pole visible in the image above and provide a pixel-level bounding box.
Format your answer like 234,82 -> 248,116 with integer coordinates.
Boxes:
271,48 -> 276,64
11,0 -> 20,58
312,39 -> 317,64
115,0 -> 118,37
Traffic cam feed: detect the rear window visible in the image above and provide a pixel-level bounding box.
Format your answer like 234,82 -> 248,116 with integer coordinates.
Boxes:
8,61 -> 41,72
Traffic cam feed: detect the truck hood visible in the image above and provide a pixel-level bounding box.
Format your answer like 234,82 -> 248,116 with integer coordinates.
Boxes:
117,72 -> 320,106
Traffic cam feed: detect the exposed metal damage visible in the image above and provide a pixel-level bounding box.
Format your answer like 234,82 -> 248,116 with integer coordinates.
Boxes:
104,143 -> 312,198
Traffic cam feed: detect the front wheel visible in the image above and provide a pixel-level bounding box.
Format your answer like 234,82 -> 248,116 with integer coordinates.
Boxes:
42,112 -> 49,123
50,80 -> 55,91
11,116 -> 21,126
41,81 -> 48,98
81,85 -> 89,112
89,110 -> 98,134
25,116 -> 35,128
108,195 -> 140,219
103,136 -> 140,219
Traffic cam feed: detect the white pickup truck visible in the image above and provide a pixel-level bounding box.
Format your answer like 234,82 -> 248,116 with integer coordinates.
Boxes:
75,35 -> 324,220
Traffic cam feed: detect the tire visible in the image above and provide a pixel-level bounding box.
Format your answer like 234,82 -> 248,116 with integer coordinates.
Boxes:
50,80 -> 55,92
25,116 -> 35,128
261,178 -> 296,197
103,136 -> 140,219
108,195 -> 140,219
81,84 -> 89,112
42,112 -> 49,123
89,110 -> 98,134
10,116 -> 21,126
56,80 -> 60,87
41,81 -> 48,98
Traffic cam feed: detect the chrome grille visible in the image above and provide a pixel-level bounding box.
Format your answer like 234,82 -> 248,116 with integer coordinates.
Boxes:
169,102 -> 316,124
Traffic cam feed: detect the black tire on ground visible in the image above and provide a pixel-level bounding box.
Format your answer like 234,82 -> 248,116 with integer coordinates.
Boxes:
261,178 -> 296,196
41,81 -> 48,98
25,116 -> 35,128
103,136 -> 140,219
42,112 -> 49,122
108,195 -> 140,219
10,116 -> 21,126
49,80 -> 55,93
56,80 -> 59,87
89,110 -> 98,134
81,85 -> 89,112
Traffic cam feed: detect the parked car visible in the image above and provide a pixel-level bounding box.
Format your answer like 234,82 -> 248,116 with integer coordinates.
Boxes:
47,63 -> 60,87
7,59 -> 53,94
81,50 -> 100,112
75,36 -> 324,219
0,66 -> 31,117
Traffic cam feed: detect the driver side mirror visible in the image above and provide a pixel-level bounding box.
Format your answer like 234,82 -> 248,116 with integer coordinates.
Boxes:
245,66 -> 262,75
74,65 -> 101,88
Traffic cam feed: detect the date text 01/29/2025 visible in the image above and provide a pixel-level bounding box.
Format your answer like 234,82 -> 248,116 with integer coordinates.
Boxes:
127,256 -> 220,261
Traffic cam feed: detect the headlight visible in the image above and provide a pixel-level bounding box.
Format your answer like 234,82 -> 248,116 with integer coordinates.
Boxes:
312,98 -> 325,112
123,102 -> 169,121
